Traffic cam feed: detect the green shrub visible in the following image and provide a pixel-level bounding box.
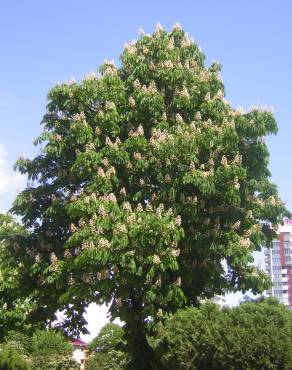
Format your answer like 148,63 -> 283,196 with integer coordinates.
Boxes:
0,347 -> 30,370
154,298 -> 292,370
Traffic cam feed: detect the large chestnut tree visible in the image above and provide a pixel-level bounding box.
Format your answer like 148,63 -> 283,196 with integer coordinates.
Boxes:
9,23 -> 285,368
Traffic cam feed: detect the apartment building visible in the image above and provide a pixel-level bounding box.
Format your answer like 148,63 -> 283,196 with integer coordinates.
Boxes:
264,219 -> 292,308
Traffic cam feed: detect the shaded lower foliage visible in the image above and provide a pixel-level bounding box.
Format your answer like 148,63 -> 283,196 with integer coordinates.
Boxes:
0,347 -> 30,370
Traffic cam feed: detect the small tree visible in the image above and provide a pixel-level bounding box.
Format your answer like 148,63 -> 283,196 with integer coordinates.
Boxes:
155,298 -> 292,370
10,23 -> 285,368
88,323 -> 129,370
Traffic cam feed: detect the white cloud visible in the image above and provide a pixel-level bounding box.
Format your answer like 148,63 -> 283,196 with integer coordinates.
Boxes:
0,143 -> 26,212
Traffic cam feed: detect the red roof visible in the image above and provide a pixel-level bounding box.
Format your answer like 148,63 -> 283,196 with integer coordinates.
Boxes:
70,338 -> 88,347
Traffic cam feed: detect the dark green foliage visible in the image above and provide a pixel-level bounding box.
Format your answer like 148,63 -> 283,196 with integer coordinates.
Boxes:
154,299 -> 292,370
87,323 -> 129,370
0,347 -> 30,370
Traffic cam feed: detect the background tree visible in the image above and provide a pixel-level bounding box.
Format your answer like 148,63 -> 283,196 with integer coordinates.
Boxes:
0,214 -> 34,340
154,298 -> 292,370
0,329 -> 78,370
10,23 -> 286,368
87,323 -> 129,370
0,347 -> 31,370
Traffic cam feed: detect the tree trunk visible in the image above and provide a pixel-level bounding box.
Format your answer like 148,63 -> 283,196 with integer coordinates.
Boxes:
124,320 -> 156,370
124,298 -> 156,370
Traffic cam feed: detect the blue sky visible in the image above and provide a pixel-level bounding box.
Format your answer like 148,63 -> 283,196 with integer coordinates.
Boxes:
1,0 -> 292,338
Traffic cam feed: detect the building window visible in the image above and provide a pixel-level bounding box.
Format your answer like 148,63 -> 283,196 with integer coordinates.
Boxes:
273,241 -> 280,249
273,266 -> 282,270
284,233 -> 290,242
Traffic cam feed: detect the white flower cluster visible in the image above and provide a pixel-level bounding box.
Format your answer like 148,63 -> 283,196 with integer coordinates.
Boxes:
133,152 -> 142,160
98,205 -> 106,217
64,250 -> 72,259
133,79 -> 141,89
136,203 -> 143,212
114,223 -> 127,234
233,177 -> 240,190
106,166 -> 116,178
235,106 -> 244,115
174,276 -> 182,287
172,22 -> 182,31
156,308 -> 163,318
181,34 -> 193,48
70,223 -> 78,232
106,101 -> 116,111
221,155 -> 228,167
108,193 -> 117,203
247,210 -> 253,219
175,113 -> 183,124
165,174 -> 171,182
124,39 -> 137,54
72,112 -> 86,122
150,128 -> 173,147
123,201 -> 132,212
98,237 -> 110,249
85,142 -> 95,152
214,89 -> 224,100
105,136 -> 121,149
141,200 -> 151,212
195,111 -> 202,120
155,22 -> 163,34
204,92 -> 211,102
171,248 -> 180,258
78,218 -> 86,228
114,297 -> 123,308
232,220 -> 241,230
35,253 -> 41,264
249,104 -> 273,113
50,252 -> 58,264
83,71 -> 97,81
129,124 -> 144,137
128,96 -> 136,108
153,254 -> 161,264
97,167 -> 106,178
120,187 -> 126,196
240,238 -> 251,248
82,240 -> 94,249
199,70 -> 211,83
175,215 -> 182,226
232,153 -> 242,165
176,87 -> 189,99
162,60 -> 173,69
268,196 -> 277,206
167,38 -> 174,50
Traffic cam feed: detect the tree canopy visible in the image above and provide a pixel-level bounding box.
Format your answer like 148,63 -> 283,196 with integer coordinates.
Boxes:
4,23 -> 286,368
155,298 -> 292,370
